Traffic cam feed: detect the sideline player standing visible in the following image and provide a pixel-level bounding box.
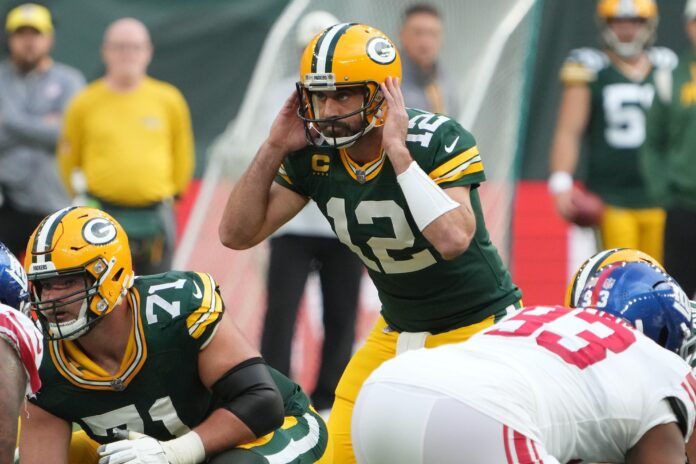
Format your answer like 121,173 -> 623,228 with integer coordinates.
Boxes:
219,23 -> 521,463
548,0 -> 675,260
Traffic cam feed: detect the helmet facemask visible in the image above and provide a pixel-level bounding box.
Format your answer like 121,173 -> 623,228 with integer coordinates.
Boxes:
297,77 -> 385,149
600,17 -> 657,59
29,257 -> 116,341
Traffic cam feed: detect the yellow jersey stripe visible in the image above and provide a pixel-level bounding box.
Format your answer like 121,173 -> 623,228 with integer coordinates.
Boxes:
339,149 -> 386,183
431,155 -> 482,183
187,273 -> 223,340
428,146 -> 479,180
434,161 -> 484,185
186,272 -> 214,335
278,164 -> 293,185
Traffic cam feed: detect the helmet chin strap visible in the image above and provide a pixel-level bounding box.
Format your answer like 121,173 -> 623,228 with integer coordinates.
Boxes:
48,299 -> 92,341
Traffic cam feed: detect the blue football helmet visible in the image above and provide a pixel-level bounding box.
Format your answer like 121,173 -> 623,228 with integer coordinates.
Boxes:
579,261 -> 696,360
0,241 -> 30,313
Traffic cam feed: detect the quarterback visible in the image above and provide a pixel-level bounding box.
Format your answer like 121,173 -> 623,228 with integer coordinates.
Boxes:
353,262 -> 696,463
0,242 -> 43,464
548,0 -> 675,260
219,23 -> 521,462
19,207 -> 327,464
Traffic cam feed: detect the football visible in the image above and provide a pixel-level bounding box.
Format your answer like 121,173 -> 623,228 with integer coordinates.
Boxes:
568,185 -> 605,227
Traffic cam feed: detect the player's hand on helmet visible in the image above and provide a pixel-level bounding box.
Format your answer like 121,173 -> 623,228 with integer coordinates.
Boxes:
380,76 -> 412,172
97,431 -> 173,464
266,90 -> 307,154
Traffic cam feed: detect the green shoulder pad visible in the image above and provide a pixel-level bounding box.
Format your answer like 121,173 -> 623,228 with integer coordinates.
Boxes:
406,109 -> 484,189
560,47 -> 609,84
274,148 -> 317,197
134,271 -> 224,350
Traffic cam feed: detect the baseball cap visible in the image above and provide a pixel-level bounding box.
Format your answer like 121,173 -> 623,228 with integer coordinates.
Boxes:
6,3 -> 53,34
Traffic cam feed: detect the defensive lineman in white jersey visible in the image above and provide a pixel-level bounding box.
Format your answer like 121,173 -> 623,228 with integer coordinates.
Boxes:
352,262 -> 696,464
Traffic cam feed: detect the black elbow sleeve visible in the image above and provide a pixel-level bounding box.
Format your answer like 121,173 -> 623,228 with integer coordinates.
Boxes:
211,357 -> 285,437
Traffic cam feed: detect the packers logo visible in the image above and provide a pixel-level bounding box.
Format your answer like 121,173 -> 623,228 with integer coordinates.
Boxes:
82,218 -> 117,245
366,37 -> 396,65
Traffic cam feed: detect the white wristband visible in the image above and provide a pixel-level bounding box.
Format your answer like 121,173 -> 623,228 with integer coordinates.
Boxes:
548,171 -> 573,194
162,431 -> 206,464
396,161 -> 460,231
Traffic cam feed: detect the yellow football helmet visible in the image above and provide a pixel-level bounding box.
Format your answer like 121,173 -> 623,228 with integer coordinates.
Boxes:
24,206 -> 134,340
565,247 -> 663,308
297,23 -> 401,148
596,0 -> 658,58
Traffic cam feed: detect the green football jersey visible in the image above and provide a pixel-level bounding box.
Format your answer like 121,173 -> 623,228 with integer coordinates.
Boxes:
560,46 -> 677,208
276,108 -> 521,333
31,271 -> 308,445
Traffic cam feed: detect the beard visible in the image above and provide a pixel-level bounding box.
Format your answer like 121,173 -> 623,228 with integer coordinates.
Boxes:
13,49 -> 48,73
319,120 -> 358,137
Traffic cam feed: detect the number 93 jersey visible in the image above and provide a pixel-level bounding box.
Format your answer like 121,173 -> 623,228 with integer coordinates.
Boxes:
560,46 -> 677,208
276,109 -> 521,333
30,271 -> 307,444
368,306 -> 696,463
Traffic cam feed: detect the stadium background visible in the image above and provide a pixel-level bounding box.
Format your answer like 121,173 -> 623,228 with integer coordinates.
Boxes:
1,0 -> 690,391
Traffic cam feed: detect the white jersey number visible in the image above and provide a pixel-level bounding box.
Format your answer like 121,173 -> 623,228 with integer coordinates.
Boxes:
81,395 -> 188,440
603,83 -> 654,149
327,197 -> 436,274
406,112 -> 450,148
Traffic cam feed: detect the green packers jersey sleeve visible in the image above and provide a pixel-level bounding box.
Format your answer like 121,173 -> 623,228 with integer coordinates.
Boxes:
406,110 -> 485,189
138,271 -> 225,350
274,152 -> 312,197
184,272 -> 225,349
560,47 -> 609,85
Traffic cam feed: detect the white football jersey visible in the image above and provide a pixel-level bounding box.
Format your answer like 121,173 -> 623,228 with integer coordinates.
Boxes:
0,303 -> 43,396
366,306 -> 696,463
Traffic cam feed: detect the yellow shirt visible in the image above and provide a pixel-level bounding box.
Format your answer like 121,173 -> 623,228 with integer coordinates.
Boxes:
58,77 -> 194,206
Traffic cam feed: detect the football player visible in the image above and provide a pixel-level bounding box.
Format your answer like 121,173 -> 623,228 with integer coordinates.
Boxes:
18,207 -> 327,464
0,242 -> 43,463
564,247 -> 663,307
548,0 -> 675,260
353,262 -> 696,463
218,23 -> 522,463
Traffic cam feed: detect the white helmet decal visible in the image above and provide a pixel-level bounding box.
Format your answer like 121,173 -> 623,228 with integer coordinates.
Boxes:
366,37 -> 396,65
82,218 -> 117,245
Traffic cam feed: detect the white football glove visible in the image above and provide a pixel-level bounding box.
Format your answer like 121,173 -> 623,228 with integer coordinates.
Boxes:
97,431 -> 169,464
98,430 -> 206,464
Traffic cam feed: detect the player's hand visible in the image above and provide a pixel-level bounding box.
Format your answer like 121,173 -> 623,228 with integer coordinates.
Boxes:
97,431 -> 170,464
380,76 -> 412,173
266,90 -> 307,155
553,190 -> 577,221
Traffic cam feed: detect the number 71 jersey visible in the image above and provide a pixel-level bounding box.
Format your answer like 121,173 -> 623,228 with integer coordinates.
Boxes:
30,271 -> 308,444
276,109 -> 521,333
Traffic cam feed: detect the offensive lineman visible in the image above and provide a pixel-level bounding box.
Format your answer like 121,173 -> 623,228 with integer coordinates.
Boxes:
353,262 -> 696,463
218,23 -> 521,463
19,207 -> 327,464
